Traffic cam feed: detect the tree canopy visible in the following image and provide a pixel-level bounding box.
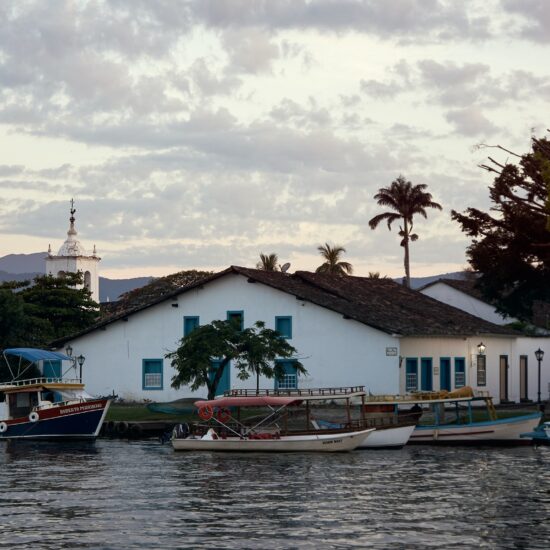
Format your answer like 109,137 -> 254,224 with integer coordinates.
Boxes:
256,253 -> 279,271
0,272 -> 99,350
451,135 -> 550,321
369,175 -> 442,288
315,243 -> 353,275
167,319 -> 306,399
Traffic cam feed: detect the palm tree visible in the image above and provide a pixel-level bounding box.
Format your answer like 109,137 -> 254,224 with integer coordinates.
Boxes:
315,243 -> 353,276
368,175 -> 442,288
256,253 -> 279,271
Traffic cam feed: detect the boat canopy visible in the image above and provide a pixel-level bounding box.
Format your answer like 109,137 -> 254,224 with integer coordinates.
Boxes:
3,348 -> 72,363
195,396 -> 302,409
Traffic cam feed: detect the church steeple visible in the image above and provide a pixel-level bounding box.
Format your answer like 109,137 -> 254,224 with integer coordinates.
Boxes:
45,199 -> 101,302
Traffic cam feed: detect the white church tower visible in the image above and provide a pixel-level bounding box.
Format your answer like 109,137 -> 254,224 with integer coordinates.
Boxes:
46,199 -> 101,302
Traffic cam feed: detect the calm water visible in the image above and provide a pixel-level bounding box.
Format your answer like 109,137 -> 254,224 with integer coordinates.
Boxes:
1,440 -> 549,550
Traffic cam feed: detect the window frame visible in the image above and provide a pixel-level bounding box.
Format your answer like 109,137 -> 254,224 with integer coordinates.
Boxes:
226,310 -> 244,331
275,316 -> 292,339
142,358 -> 164,391
477,355 -> 487,386
183,316 -> 200,337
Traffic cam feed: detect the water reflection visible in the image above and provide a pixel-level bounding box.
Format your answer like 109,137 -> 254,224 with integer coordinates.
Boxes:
1,441 -> 549,549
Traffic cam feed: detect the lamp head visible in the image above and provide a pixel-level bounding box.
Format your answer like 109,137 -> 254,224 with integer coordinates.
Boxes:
477,342 -> 486,355
535,348 -> 545,362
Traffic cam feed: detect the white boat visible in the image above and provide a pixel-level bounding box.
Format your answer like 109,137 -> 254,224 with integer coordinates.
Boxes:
365,387 -> 542,445
0,348 -> 110,441
172,427 -> 373,452
171,389 -> 374,453
358,424 -> 415,449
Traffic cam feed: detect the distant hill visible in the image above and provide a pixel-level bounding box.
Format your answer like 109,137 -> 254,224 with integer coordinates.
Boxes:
0,252 -> 152,302
0,252 -> 47,273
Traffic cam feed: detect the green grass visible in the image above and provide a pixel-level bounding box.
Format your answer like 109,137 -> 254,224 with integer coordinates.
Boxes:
106,403 -> 195,422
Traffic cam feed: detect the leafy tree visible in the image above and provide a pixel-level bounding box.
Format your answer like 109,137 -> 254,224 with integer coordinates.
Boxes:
167,319 -> 305,399
0,287 -> 28,349
315,243 -> 353,275
451,135 -> 550,320
256,253 -> 279,271
369,175 -> 442,288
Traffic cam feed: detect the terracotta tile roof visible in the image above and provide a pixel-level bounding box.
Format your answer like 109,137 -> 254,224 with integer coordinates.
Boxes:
231,267 -> 516,337
51,266 -> 517,346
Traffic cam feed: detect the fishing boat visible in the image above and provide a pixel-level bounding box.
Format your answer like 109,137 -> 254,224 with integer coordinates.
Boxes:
365,387 -> 542,445
0,348 -> 110,440
171,388 -> 374,452
520,421 -> 550,445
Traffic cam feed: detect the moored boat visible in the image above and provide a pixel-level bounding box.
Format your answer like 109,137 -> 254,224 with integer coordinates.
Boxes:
171,389 -> 374,452
0,348 -> 110,440
365,387 -> 542,445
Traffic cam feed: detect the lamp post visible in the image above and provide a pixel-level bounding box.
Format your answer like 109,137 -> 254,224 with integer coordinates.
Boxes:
535,348 -> 544,404
76,354 -> 85,381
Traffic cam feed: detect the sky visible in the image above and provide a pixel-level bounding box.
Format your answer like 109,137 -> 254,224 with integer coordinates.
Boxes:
0,0 -> 548,279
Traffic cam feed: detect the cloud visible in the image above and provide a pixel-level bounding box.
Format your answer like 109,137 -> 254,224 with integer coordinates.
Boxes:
445,107 -> 498,136
501,0 -> 550,43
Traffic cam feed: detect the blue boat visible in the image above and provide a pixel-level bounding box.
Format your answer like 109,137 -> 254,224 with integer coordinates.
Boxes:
0,348 -> 111,440
520,421 -> 550,445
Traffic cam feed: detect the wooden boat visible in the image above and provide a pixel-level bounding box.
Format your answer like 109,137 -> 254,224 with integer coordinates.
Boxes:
171,389 -> 374,452
365,387 -> 542,445
0,348 -> 110,440
312,418 -> 415,449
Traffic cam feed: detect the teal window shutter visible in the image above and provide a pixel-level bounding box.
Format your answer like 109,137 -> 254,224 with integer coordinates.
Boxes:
454,358 -> 466,388
184,316 -> 199,337
275,316 -> 292,339
142,359 -> 163,390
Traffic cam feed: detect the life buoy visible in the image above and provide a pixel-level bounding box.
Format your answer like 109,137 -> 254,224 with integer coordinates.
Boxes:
217,408 -> 231,423
198,404 -> 213,421
0,422 -> 7,433
29,412 -> 39,422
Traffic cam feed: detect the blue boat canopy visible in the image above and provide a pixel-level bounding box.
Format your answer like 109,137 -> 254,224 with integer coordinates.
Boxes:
3,348 -> 72,362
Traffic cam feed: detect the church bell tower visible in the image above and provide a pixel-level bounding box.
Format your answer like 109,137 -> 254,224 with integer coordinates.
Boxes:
45,199 -> 101,302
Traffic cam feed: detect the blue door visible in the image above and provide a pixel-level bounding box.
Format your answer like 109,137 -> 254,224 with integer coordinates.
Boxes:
440,358 -> 451,391
405,358 -> 418,392
209,360 -> 230,396
421,358 -> 433,391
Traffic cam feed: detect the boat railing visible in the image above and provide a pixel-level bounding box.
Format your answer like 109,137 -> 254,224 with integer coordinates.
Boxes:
2,377 -> 82,387
224,386 -> 365,397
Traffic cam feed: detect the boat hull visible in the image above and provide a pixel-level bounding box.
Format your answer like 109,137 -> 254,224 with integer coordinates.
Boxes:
0,399 -> 110,440
409,412 -> 541,445
357,424 -> 415,449
172,428 -> 374,452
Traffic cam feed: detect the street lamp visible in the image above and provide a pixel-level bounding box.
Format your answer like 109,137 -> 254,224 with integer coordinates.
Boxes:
477,342 -> 486,355
535,348 -> 544,404
76,354 -> 85,381
65,344 -> 73,358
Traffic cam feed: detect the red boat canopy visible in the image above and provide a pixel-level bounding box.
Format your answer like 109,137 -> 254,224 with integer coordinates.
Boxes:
195,396 -> 302,409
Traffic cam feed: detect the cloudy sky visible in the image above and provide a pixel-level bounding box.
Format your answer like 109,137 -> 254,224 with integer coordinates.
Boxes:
0,0 -> 548,278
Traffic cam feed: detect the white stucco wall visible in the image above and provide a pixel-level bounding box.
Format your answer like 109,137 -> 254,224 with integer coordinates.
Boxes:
59,273 -> 400,401
401,335 -> 550,404
420,283 -> 515,326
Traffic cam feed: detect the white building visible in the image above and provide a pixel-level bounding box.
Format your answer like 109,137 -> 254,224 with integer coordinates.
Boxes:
46,200 -> 101,302
419,278 -> 549,403
51,267 -> 541,404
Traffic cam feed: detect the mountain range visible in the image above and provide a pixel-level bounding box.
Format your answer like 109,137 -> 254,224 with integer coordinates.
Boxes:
0,252 -> 466,301
0,252 -> 152,302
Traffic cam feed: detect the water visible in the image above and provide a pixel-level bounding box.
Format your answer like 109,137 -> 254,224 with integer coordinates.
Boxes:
1,441 -> 549,549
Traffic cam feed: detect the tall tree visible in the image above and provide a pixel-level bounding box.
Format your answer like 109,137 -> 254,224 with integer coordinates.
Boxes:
452,135 -> 550,320
315,243 -> 353,276
256,253 -> 279,271
167,320 -> 305,399
369,175 -> 442,288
